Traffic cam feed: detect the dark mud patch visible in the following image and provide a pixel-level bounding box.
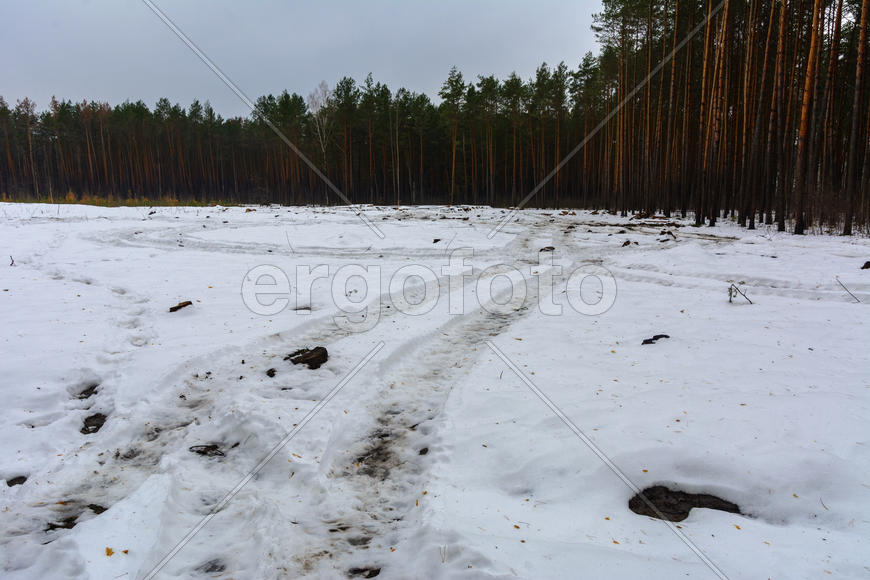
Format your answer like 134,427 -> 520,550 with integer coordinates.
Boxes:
115,447 -> 141,461
641,334 -> 670,345
266,368 -> 277,378
44,500 -> 109,532
81,413 -> 107,434
45,515 -> 79,532
418,447 -> 429,456
629,485 -> 741,522
285,346 -> 329,369
348,567 -> 381,578
189,444 -> 225,457
347,536 -> 372,547
354,435 -> 400,480
195,558 -> 227,574
6,475 -> 27,486
77,382 -> 100,399
44,501 -> 85,532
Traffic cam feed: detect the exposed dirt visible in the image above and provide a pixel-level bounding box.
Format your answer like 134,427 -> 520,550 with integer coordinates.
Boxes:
77,382 -> 100,399
189,444 -> 225,457
45,516 -> 79,532
195,558 -> 226,573
354,431 -> 400,480
6,475 -> 27,487
348,566 -> 381,578
629,485 -> 741,522
641,334 -> 670,345
80,413 -> 107,434
87,504 -> 107,514
285,347 -> 329,369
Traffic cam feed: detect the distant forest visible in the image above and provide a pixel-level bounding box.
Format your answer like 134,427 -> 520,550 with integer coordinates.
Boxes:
1,0 -> 868,233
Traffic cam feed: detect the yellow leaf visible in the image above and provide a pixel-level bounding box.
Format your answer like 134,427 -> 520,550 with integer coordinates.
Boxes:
105,547 -> 114,557
734,525 -> 741,530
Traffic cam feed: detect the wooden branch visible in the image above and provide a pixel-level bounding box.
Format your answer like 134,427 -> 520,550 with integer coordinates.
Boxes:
729,283 -> 753,304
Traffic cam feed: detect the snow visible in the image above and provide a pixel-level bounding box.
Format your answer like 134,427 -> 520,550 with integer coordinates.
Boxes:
0,203 -> 868,579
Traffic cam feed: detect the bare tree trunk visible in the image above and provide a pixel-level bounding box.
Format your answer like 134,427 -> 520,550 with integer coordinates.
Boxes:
793,0 -> 823,234
844,0 -> 869,234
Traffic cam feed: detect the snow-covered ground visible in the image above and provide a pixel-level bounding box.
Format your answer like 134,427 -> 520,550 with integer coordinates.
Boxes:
0,203 -> 868,579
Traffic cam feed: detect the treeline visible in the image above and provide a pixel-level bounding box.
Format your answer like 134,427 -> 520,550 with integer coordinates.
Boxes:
1,0 -> 868,233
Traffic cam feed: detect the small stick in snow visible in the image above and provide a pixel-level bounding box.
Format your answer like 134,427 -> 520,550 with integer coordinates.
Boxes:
835,277 -> 861,303
8,256 -> 13,267
169,300 -> 193,312
728,284 -> 753,304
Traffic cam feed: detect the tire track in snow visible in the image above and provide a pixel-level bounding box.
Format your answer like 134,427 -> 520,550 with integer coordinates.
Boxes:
292,227 -> 585,578
2,218 -> 535,575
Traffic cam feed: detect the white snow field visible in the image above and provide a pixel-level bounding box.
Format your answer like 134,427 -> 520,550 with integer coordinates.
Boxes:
0,203 -> 868,579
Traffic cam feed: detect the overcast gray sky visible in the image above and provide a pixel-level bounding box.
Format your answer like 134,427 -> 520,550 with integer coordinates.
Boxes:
2,0 -> 603,118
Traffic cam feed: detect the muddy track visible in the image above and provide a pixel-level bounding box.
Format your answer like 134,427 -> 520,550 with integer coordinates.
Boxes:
295,226 -> 586,577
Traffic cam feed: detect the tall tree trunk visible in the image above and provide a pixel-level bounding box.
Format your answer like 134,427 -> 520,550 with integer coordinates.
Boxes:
793,0 -> 824,234
844,0 -> 868,234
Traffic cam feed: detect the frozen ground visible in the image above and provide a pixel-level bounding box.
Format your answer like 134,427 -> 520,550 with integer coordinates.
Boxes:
0,203 -> 868,579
